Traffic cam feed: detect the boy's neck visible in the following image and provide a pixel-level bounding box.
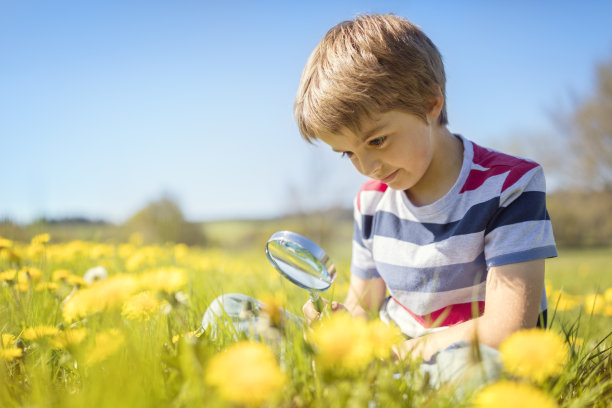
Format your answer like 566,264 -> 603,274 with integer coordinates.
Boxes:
404,126 -> 463,207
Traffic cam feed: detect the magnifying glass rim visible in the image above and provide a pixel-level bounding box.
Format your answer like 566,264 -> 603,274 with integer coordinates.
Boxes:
265,230 -> 335,291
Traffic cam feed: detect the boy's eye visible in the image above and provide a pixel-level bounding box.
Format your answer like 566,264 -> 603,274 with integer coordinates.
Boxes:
369,136 -> 387,147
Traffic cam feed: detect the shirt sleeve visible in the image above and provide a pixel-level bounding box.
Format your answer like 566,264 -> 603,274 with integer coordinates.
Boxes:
350,194 -> 381,279
484,165 -> 558,267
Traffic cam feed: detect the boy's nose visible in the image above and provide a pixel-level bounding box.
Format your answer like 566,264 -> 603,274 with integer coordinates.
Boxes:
356,154 -> 381,178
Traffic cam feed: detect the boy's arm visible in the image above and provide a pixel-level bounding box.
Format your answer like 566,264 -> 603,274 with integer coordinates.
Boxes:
302,275 -> 386,324
396,258 -> 545,361
344,274 -> 387,318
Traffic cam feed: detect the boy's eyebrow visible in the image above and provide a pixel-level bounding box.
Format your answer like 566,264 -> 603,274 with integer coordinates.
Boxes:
359,123 -> 388,141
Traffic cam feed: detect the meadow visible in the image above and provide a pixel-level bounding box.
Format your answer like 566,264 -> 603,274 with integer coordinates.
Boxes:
1,232 -> 611,407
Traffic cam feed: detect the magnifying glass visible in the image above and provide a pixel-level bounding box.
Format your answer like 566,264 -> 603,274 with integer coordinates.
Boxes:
265,231 -> 336,312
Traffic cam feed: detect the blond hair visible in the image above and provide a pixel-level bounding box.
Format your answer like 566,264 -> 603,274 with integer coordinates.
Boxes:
294,14 -> 448,142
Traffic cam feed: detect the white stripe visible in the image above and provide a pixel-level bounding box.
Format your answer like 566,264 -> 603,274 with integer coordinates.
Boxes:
351,240 -> 376,269
372,233 -> 484,268
485,220 -> 555,260
389,281 -> 486,315
385,300 -> 451,338
359,190 -> 386,215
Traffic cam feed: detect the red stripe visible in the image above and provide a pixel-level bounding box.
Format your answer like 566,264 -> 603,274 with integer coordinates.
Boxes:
392,297 -> 485,328
357,179 -> 388,212
461,143 -> 538,194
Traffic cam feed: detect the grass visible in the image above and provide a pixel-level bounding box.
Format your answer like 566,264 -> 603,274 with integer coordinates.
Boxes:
0,234 -> 611,407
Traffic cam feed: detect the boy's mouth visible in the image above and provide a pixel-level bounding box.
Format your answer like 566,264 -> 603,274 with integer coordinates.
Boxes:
380,170 -> 399,184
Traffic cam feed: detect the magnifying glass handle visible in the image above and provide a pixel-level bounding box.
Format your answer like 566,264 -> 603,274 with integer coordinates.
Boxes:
310,291 -> 324,313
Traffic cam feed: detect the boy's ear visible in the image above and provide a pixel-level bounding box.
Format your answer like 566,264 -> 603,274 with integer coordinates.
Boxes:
427,86 -> 444,121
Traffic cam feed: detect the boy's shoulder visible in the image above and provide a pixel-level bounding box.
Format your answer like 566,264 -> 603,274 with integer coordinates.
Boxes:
355,179 -> 389,213
462,140 -> 541,195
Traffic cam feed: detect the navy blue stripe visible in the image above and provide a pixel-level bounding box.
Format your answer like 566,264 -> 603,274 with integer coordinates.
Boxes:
375,252 -> 488,293
485,191 -> 549,234
358,197 -> 498,245
487,245 -> 558,267
351,266 -> 381,279
356,192 -> 550,246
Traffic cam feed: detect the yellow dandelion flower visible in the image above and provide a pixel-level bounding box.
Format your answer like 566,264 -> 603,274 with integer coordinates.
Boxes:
122,291 -> 160,321
2,333 -> 16,348
138,267 -> 187,293
35,282 -> 59,291
500,329 -> 568,383
550,290 -> 579,311
50,328 -> 88,349
604,287 -> 612,303
52,269 -> 71,281
473,380 -> 558,408
173,243 -> 189,260
0,269 -> 17,281
205,341 -> 285,407
21,325 -> 60,340
31,233 -> 50,245
62,274 -> 140,322
86,329 -> 125,365
368,320 -> 405,359
118,243 -> 135,259
0,348 -> 23,361
18,267 -> 42,284
0,249 -> 21,263
0,237 -> 13,248
260,293 -> 287,328
309,312 -> 373,372
584,294 -> 606,314
604,305 -> 612,317
66,274 -> 87,286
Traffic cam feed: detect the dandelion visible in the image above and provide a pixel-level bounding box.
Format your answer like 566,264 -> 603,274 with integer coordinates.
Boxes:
260,293 -> 287,328
368,319 -> 405,359
500,329 -> 568,383
52,269 -> 71,281
18,267 -> 43,284
63,274 -> 140,322
309,312 -> 373,372
2,334 -> 16,347
35,282 -> 59,291
604,287 -> 612,303
85,329 -> 125,365
0,237 -> 13,248
83,266 -> 108,285
21,325 -> 60,340
121,291 -> 160,321
51,328 -> 88,349
550,290 -> 579,311
0,269 -> 17,282
584,294 -> 606,314
66,274 -> 87,286
31,233 -> 50,245
0,348 -> 23,361
138,267 -> 187,293
473,380 -> 558,408
205,341 -> 285,407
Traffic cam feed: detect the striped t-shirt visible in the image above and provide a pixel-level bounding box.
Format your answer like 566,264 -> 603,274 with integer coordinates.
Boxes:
352,135 -> 557,338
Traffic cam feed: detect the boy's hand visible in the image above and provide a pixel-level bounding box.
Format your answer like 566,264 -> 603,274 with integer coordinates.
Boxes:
302,299 -> 347,326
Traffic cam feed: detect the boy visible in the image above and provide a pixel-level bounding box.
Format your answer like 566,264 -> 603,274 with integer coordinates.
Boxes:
296,13 -> 557,362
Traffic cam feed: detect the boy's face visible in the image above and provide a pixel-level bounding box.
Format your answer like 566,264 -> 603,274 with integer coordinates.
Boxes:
318,110 -> 438,193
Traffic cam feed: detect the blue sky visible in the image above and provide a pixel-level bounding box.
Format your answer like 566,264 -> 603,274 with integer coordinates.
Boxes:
2,1 -> 612,223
